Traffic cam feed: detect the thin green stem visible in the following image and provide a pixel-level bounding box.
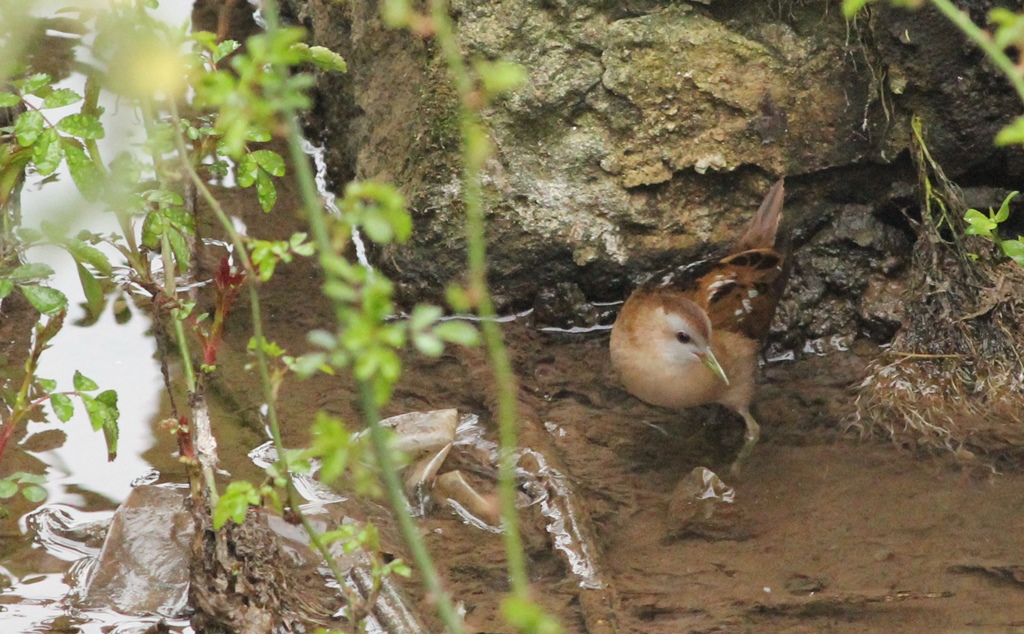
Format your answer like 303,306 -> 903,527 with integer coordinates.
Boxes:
360,380 -> 465,633
429,0 -> 530,599
927,0 -> 1024,104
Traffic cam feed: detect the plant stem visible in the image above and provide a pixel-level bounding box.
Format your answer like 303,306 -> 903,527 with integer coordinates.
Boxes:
429,0 -> 530,599
360,380 -> 465,633
239,3 -> 465,630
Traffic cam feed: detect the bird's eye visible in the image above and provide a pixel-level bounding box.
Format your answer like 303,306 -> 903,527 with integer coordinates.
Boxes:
675,331 -> 692,345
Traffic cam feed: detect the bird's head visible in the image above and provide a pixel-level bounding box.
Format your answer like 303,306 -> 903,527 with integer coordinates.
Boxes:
657,297 -> 730,385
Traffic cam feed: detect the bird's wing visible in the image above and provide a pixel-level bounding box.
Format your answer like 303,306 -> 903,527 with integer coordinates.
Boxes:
698,248 -> 785,341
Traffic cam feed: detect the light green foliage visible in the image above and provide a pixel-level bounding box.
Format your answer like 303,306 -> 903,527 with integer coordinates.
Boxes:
965,191 -> 1024,266
0,472 -> 48,504
501,596 -> 563,634
214,481 -> 262,528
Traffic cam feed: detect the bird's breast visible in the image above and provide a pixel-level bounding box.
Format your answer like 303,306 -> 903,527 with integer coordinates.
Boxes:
610,332 -> 725,410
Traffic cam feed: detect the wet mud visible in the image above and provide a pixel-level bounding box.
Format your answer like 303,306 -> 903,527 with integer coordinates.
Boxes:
204,244 -> 1024,633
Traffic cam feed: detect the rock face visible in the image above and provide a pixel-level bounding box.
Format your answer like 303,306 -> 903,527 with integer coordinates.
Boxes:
279,0 -> 1020,345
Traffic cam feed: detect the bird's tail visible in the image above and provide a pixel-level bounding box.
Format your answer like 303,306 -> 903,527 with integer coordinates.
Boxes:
733,177 -> 784,253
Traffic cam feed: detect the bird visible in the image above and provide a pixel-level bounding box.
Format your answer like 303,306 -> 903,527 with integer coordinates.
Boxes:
610,178 -> 786,475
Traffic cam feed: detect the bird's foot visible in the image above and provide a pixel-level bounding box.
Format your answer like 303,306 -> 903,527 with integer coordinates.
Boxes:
729,411 -> 761,477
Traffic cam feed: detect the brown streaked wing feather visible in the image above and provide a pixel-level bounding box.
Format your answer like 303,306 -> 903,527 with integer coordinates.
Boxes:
698,248 -> 784,341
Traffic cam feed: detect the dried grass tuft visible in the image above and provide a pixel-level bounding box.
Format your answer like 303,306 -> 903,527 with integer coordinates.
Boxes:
849,117 -> 1024,468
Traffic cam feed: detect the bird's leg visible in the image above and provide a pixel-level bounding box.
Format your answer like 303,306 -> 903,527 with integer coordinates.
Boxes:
729,408 -> 761,476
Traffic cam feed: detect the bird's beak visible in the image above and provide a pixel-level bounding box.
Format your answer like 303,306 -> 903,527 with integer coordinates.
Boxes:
698,350 -> 730,385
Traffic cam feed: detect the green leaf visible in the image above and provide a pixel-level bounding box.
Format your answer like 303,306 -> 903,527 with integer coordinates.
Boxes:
236,152 -> 258,187
20,284 -> 67,314
842,0 -> 873,19
75,261 -> 105,318
146,189 -> 184,206
19,73 -> 51,95
57,113 -> 105,139
361,208 -> 395,243
0,279 -> 13,299
382,0 -> 412,27
65,240 -> 112,275
42,88 -> 82,109
21,486 -> 47,503
0,479 -> 17,499
37,377 -> 57,392
32,127 -> 62,176
0,92 -> 21,108
409,303 -> 442,331
995,116 -> 1024,146
214,481 -> 260,529
14,110 -> 45,147
250,150 -> 285,177
307,45 -> 347,72
412,332 -> 443,357
51,393 -> 74,422
214,39 -> 241,63
994,191 -> 1018,224
963,208 -> 996,236
256,168 -> 277,212
9,262 -> 55,280
82,390 -> 119,459
501,595 -> 562,634
433,319 -> 480,346
62,139 -> 104,201
73,370 -> 99,391
1002,239 -> 1024,267
474,59 -> 527,97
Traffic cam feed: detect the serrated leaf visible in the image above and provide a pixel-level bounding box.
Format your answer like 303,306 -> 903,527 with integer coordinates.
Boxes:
140,210 -> 163,250
73,370 -> 99,391
146,189 -> 184,206
0,92 -> 21,108
234,151 -> 257,187
250,150 -> 285,177
75,260 -> 105,318
81,391 -> 119,459
57,113 -> 104,139
20,284 -> 66,314
32,127 -> 62,176
256,168 -> 277,212
14,110 -> 45,147
42,88 -> 82,109
214,39 -> 241,63
214,481 -> 260,529
51,393 -> 74,422
166,226 -> 191,271
9,262 -> 54,280
62,139 -> 103,201
21,485 -> 47,503
20,73 -> 51,95
65,240 -> 112,275
37,377 -> 57,392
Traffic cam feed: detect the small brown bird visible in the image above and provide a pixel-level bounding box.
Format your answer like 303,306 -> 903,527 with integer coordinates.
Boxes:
610,178 -> 786,474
